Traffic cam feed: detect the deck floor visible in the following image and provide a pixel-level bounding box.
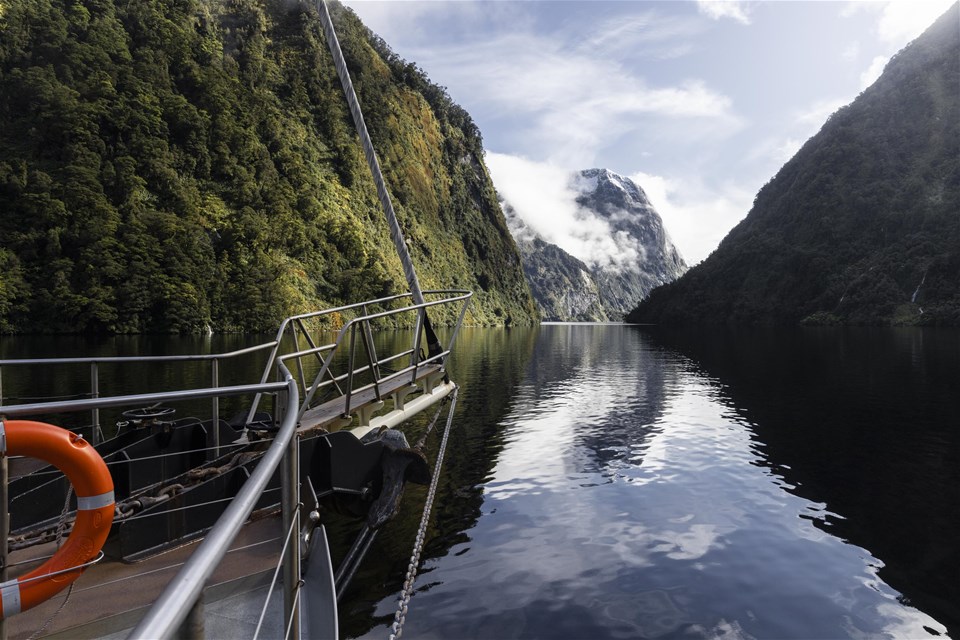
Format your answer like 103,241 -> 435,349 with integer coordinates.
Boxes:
7,516 -> 283,639
298,364 -> 443,433
6,365 -> 446,638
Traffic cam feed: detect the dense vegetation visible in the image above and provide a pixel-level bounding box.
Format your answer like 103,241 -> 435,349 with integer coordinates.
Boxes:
627,5 -> 960,326
0,0 -> 536,333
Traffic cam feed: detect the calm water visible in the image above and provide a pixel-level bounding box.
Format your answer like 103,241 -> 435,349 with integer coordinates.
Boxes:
2,325 -> 957,638
341,325 -> 958,639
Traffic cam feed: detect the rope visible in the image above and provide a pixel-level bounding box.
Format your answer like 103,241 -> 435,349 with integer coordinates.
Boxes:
389,387 -> 458,640
314,0 -> 425,307
253,503 -> 303,640
11,442 -> 247,486
26,485 -> 75,639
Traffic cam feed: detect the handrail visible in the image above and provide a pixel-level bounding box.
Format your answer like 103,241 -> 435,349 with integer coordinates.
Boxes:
128,363 -> 300,640
0,341 -> 280,445
0,292 -> 471,638
0,381 -> 290,419
247,289 -> 471,424
0,341 -> 279,367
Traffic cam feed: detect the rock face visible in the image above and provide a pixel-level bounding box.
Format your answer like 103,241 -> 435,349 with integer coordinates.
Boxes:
505,204 -> 607,320
504,169 -> 687,321
627,4 -> 960,327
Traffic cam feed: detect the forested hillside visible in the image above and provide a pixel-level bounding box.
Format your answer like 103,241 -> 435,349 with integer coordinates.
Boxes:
0,0 -> 537,333
627,4 -> 959,327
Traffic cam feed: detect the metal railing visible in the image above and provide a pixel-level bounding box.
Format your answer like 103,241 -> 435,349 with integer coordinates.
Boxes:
0,291 -> 471,441
129,364 -> 301,639
0,291 -> 471,638
0,342 -> 278,447
246,289 -> 471,426
0,376 -> 299,638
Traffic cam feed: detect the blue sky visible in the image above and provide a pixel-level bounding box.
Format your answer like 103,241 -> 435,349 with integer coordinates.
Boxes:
344,0 -> 956,265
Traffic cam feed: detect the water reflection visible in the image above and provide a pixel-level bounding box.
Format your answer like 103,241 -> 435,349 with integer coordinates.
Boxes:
356,325 -> 951,639
337,326 -> 540,638
519,325 -> 678,477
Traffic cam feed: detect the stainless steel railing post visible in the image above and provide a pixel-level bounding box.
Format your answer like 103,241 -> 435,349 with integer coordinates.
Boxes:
411,308 -> 425,384
0,420 -> 7,640
211,358 -> 220,459
90,362 -> 100,444
280,395 -> 301,639
130,373 -> 298,639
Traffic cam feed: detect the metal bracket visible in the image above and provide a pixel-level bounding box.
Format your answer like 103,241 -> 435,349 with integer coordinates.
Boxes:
391,384 -> 418,411
356,400 -> 384,428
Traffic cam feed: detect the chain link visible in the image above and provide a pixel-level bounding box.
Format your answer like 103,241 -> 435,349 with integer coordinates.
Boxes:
389,387 -> 458,640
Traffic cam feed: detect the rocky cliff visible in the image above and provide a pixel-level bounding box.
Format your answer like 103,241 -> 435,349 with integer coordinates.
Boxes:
505,169 -> 687,321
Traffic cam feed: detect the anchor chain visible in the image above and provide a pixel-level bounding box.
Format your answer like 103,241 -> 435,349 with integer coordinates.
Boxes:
8,449 -> 262,551
388,387 -> 458,640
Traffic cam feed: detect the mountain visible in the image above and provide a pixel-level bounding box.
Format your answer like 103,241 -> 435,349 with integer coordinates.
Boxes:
627,4 -> 960,327
504,203 -> 608,321
504,168 -> 687,321
0,0 -> 537,333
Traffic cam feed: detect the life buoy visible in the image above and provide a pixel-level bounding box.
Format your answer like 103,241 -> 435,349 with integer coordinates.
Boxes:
0,420 -> 114,619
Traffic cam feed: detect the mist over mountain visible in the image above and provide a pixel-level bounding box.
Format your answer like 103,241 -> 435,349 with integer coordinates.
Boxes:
0,0 -> 537,333
505,168 -> 687,321
628,4 -> 960,327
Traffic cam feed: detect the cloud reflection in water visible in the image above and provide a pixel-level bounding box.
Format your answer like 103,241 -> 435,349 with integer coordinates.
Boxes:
362,326 -> 948,639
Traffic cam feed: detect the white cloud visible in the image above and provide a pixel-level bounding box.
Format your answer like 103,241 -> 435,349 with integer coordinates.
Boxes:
744,134 -> 806,170
743,98 -> 850,173
345,0 -> 528,46
840,1 -> 955,46
629,172 -> 753,265
796,98 -> 848,127
775,138 -> 803,163
859,55 -> 888,89
578,12 -> 707,60
874,0 -> 954,44
842,41 -> 861,61
696,0 -> 753,25
402,30 -> 738,166
487,153 -> 647,272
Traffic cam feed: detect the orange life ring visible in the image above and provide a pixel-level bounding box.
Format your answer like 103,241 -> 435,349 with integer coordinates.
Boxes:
0,420 -> 114,619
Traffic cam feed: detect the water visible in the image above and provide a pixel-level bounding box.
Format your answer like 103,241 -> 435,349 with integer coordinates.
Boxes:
339,325 -> 958,639
2,325 -> 957,638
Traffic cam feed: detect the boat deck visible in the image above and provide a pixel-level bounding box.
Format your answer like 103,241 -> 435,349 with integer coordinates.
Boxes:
297,364 -> 445,434
6,516 -> 284,640
0,291 -> 471,639
5,366 -> 447,638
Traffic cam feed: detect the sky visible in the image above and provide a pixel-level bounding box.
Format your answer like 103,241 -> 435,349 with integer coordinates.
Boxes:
344,0 -> 956,265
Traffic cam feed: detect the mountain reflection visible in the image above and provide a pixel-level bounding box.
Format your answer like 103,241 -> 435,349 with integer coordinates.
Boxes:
513,324 -> 678,476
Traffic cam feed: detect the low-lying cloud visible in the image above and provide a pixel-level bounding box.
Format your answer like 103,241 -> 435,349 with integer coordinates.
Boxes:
629,171 -> 754,265
487,153 -> 646,273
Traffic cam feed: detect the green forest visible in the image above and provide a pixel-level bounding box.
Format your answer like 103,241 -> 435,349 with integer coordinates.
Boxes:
0,0 -> 537,333
627,4 -> 960,327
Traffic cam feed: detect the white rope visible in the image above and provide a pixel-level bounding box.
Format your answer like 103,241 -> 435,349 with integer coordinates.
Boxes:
253,503 -> 302,640
388,387 -> 458,639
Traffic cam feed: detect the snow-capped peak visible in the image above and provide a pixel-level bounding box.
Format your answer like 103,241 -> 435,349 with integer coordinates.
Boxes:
574,168 -> 651,208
